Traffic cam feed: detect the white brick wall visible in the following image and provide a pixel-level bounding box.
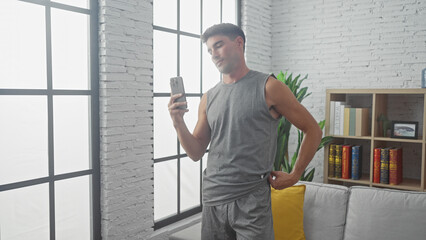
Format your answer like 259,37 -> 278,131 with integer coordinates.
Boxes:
271,0 -> 426,181
241,0 -> 273,74
99,0 -> 154,239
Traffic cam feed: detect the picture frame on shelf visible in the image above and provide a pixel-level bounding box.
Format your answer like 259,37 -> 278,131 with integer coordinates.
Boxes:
391,121 -> 418,139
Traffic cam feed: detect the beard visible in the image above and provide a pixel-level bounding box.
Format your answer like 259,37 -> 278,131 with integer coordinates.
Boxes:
216,55 -> 239,74
217,62 -> 233,74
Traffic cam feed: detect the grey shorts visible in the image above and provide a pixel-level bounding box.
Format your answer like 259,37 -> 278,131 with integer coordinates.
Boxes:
201,183 -> 275,240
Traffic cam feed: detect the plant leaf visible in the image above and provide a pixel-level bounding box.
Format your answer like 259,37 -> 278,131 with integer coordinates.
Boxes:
289,74 -> 300,95
291,151 -> 298,169
285,73 -> 293,85
296,87 -> 309,102
302,168 -> 315,181
295,74 -> 308,89
277,71 -> 285,83
318,120 -> 326,130
282,155 -> 290,173
317,136 -> 333,152
291,130 -> 302,166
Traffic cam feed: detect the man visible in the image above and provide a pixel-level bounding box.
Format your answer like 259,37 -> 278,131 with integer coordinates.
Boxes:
168,23 -> 322,239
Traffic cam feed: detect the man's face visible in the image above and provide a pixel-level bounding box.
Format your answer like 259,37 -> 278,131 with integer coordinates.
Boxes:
205,35 -> 242,74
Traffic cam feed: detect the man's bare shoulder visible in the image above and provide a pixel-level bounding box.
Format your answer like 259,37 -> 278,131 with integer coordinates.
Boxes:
265,75 -> 282,89
265,76 -> 294,101
198,93 -> 208,114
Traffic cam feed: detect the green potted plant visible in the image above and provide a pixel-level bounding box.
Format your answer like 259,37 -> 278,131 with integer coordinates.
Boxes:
274,71 -> 332,181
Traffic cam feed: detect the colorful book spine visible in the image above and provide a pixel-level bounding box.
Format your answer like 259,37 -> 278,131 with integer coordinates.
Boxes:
328,144 -> 336,177
343,108 -> 350,136
398,148 -> 403,184
351,145 -> 362,180
389,148 -> 403,185
373,148 -> 381,183
380,148 -> 390,184
342,145 -> 352,179
335,145 -> 342,178
349,108 -> 356,136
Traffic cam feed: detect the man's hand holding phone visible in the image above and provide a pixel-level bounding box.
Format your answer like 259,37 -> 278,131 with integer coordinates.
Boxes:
169,93 -> 188,111
168,77 -> 188,126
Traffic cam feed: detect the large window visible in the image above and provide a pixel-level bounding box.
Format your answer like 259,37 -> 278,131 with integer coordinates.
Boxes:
153,0 -> 239,229
0,0 -> 99,239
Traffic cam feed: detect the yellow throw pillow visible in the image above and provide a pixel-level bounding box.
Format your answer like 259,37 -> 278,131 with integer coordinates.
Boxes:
271,185 -> 306,240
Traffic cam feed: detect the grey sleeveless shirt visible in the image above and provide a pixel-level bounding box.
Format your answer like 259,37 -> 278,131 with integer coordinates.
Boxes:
203,70 -> 279,206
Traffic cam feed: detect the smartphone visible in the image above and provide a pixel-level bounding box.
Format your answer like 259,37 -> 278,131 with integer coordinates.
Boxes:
170,76 -> 187,109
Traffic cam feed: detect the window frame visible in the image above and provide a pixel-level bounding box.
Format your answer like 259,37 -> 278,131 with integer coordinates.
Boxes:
0,0 -> 100,239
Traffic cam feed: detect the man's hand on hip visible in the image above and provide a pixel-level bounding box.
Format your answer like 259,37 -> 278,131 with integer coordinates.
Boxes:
268,171 -> 299,190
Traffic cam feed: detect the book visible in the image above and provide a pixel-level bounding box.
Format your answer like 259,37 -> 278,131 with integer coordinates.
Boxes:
342,145 -> 352,179
373,148 -> 381,183
344,108 -> 351,136
355,108 -> 369,136
397,148 -> 403,184
349,108 -> 356,136
351,145 -> 362,180
335,145 -> 342,178
380,148 -> 390,184
329,101 -> 335,135
339,104 -> 346,135
333,101 -> 341,135
389,148 -> 403,185
328,144 -> 336,177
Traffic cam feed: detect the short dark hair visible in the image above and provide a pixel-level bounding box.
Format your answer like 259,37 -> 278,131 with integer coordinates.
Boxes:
201,23 -> 246,51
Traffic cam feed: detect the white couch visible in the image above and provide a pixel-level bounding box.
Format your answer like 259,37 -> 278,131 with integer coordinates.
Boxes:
300,181 -> 426,240
170,181 -> 426,240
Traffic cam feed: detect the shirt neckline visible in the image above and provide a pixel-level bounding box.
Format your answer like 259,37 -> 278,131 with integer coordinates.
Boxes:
221,70 -> 254,86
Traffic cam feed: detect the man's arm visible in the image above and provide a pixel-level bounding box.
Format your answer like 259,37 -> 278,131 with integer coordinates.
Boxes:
168,93 -> 211,161
265,76 -> 322,189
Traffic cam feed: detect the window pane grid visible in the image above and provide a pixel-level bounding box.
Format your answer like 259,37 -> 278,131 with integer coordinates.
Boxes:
0,0 -> 99,239
153,0 -> 238,229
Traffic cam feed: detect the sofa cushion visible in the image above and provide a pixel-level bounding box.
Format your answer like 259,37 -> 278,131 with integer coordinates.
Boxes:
298,181 -> 350,240
271,185 -> 306,240
344,186 -> 426,240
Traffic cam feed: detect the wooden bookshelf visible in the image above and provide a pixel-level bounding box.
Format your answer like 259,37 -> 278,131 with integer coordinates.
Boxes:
324,89 -> 426,192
